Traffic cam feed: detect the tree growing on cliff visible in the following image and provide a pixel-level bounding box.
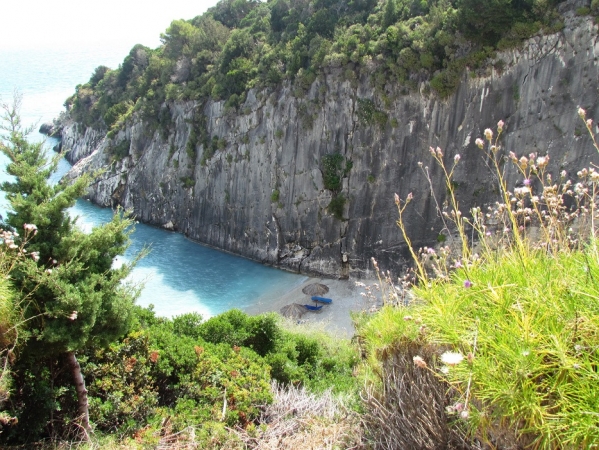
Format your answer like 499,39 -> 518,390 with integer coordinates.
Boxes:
0,96 -> 138,441
456,0 -> 535,44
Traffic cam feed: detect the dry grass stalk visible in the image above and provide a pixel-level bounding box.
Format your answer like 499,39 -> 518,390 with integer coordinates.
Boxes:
361,342 -> 474,450
232,380 -> 364,449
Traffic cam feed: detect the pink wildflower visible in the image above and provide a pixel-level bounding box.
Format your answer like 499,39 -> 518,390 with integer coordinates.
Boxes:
413,355 -> 427,369
23,223 -> 38,235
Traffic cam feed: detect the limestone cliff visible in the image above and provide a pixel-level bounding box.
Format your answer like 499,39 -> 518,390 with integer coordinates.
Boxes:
63,13 -> 599,278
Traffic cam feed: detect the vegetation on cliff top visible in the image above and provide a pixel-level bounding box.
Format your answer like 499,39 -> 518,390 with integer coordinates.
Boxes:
66,0 -> 565,134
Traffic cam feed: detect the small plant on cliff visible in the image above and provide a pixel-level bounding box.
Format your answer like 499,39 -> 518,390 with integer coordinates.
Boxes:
321,153 -> 352,220
358,111 -> 599,449
357,98 -> 388,129
271,189 -> 280,203
328,194 -> 346,221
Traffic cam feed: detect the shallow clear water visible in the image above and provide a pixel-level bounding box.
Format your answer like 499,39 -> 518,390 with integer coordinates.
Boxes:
70,198 -> 306,318
0,42 -> 307,319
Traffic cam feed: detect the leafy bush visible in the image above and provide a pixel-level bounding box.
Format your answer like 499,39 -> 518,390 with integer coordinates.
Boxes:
180,176 -> 195,188
328,194 -> 346,220
357,98 -> 387,128
271,189 -> 280,203
198,309 -> 280,356
84,331 -> 159,431
189,344 -> 272,426
110,138 -> 131,160
321,153 -> 347,192
172,312 -> 203,339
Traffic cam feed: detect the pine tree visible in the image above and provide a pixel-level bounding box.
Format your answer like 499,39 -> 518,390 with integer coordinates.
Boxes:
0,96 -> 138,440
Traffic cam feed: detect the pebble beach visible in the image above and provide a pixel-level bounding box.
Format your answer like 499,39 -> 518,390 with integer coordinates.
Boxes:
245,276 -> 380,338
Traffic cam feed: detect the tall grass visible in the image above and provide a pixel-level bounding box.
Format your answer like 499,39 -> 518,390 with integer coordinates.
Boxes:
358,111 -> 599,449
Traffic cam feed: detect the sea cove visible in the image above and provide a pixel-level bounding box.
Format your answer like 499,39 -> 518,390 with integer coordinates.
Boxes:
0,44 -> 306,320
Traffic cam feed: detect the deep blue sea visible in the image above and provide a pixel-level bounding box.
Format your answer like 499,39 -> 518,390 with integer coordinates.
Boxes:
0,43 -> 306,319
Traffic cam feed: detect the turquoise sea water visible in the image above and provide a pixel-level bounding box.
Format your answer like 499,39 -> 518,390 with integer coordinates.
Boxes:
0,44 -> 306,319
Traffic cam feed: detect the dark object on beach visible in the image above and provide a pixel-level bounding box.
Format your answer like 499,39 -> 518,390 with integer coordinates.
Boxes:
280,303 -> 307,319
311,296 -> 332,304
303,304 -> 323,311
302,283 -> 329,296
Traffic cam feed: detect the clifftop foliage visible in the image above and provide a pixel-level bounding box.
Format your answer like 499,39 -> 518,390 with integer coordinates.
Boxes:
66,0 -> 563,132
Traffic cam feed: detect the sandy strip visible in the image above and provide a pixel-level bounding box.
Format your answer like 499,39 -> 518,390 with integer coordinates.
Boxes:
244,276 -> 380,338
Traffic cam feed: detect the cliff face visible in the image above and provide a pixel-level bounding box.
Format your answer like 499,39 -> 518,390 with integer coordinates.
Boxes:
64,14 -> 599,278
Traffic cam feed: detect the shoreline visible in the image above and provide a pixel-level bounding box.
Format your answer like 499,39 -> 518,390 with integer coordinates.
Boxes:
244,276 -> 380,338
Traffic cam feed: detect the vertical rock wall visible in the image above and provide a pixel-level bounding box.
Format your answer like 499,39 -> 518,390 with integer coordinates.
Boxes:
65,14 -> 599,278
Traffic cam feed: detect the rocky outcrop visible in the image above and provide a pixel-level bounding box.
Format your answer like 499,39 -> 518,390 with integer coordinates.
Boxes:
63,13 -> 599,279
39,122 -> 57,137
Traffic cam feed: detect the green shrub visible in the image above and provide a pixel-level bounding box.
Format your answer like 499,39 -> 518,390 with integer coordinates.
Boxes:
110,138 -> 131,160
181,344 -> 272,426
274,324 -> 360,395
198,310 -> 280,357
103,101 -> 133,129
84,331 -> 159,431
198,309 -> 251,347
294,334 -> 321,367
357,98 -> 388,129
576,6 -> 591,16
172,312 -> 203,339
180,176 -> 195,188
328,194 -> 346,220
245,314 -> 281,356
271,189 -> 280,202
321,153 -> 352,193
186,130 -> 197,159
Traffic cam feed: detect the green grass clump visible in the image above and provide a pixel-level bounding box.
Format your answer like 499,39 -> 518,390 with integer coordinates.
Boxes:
361,246 -> 599,447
